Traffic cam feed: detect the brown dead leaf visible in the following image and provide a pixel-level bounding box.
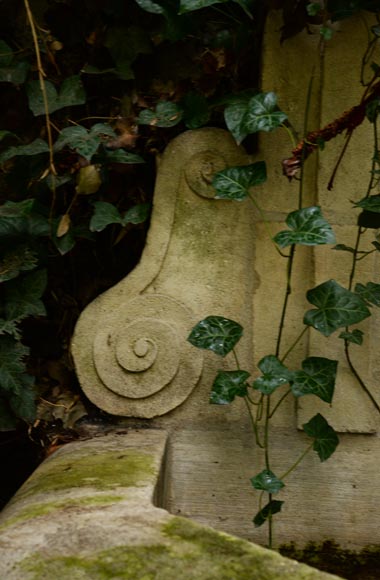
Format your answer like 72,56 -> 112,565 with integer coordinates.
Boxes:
57,213 -> 71,238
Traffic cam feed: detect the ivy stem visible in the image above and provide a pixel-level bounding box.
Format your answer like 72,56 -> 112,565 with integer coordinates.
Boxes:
232,348 -> 265,448
24,0 -> 55,175
281,123 -> 297,148
244,397 -> 264,448
24,0 -> 57,223
279,443 -> 313,480
275,244 -> 296,358
344,341 -> 380,413
343,120 -> 380,414
269,388 -> 291,419
280,325 -> 308,364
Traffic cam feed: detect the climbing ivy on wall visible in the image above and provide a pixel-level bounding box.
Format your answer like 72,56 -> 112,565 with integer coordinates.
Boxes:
0,0 -> 380,488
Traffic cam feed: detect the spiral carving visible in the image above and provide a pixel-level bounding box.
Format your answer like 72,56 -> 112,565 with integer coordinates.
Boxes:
91,294 -> 203,417
184,150 -> 227,198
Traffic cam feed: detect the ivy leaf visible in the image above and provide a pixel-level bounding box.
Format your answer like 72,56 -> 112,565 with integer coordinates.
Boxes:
179,0 -> 228,13
134,0 -> 166,13
0,200 -> 50,238
104,149 -> 145,164
123,203 -> 150,225
54,126 -> 100,161
358,210 -> 380,229
27,76 -> 85,116
90,202 -> 124,232
304,279 -> 371,336
0,397 -> 18,430
0,41 -> 29,84
138,101 -> 183,127
274,207 -> 336,248
58,75 -> 86,110
105,25 -> 151,80
339,329 -> 364,345
332,244 -> 356,253
0,40 -> 13,66
291,357 -> 338,404
0,337 -> 30,394
52,220 -> 76,255
355,282 -> 380,307
212,162 -> 267,201
0,244 -> 38,283
303,413 -> 339,462
354,194 -> 380,213
223,91 -> 257,144
253,355 -> 291,395
182,92 -> 210,129
210,370 -> 250,404
187,316 -> 243,356
8,379 -> 36,422
242,92 -> 287,133
4,269 -> 47,321
250,469 -> 285,494
89,124 -> 117,139
0,139 -> 49,164
0,61 -> 29,85
253,500 -> 284,527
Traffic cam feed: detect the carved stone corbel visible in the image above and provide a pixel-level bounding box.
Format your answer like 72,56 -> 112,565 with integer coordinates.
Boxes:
72,128 -> 254,418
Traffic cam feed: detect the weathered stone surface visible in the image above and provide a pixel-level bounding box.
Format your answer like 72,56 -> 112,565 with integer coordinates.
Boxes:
72,128 -> 255,419
0,432 -> 342,580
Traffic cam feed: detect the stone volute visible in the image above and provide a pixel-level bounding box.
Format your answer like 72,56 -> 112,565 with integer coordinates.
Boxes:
71,128 -> 256,419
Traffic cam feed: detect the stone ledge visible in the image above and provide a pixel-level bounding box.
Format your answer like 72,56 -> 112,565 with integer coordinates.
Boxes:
0,430 -> 342,579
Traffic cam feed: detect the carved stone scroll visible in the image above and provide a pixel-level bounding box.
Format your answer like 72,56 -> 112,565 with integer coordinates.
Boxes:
72,128 -> 253,418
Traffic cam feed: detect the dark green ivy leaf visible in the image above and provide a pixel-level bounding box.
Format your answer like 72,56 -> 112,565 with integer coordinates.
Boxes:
123,203 -> 150,224
182,92 -> 210,129
212,162 -> 267,201
223,91 -> 257,144
3,269 -> 47,321
253,500 -> 284,527
90,202 -> 150,232
274,207 -> 336,248
291,357 -> 338,403
8,379 -> 36,422
0,244 -> 38,283
242,92 -> 287,133
332,244 -> 356,254
210,370 -> 250,404
253,355 -> 291,395
138,101 -> 183,128
26,76 -> 85,116
355,282 -> 380,307
339,329 -> 364,345
104,149 -> 145,164
179,0 -> 228,14
354,194 -> 380,213
0,337 -> 30,394
250,469 -> 285,494
304,279 -> 371,336
134,0 -> 166,13
187,316 -> 243,356
54,125 -> 112,161
303,413 -> 339,462
0,139 -> 49,164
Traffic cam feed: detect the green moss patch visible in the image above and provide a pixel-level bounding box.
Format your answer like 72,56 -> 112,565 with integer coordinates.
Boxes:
13,449 -> 156,500
21,536 -> 335,580
0,495 -> 124,530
